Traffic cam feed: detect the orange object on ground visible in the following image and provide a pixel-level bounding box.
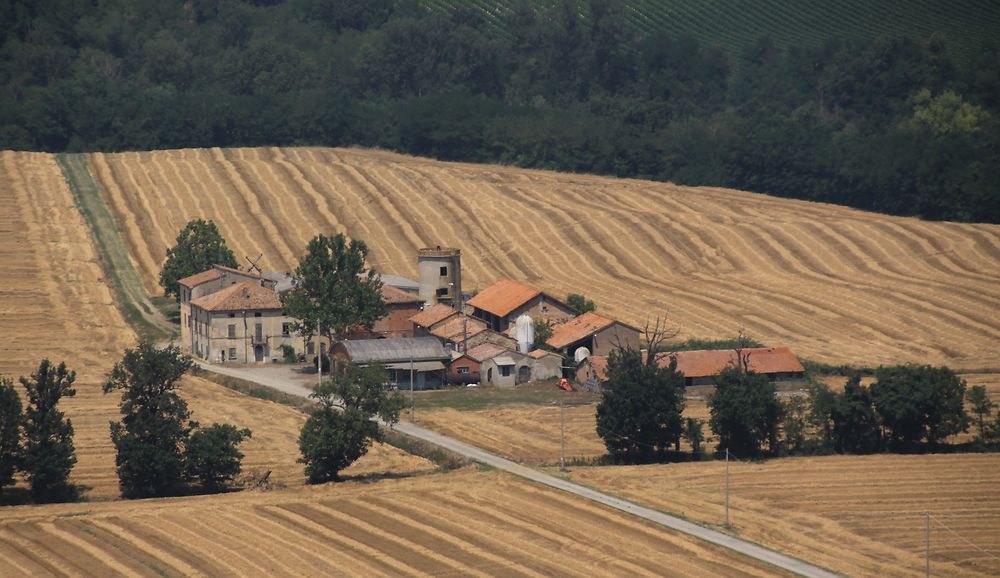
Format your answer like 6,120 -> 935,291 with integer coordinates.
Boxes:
558,378 -> 573,391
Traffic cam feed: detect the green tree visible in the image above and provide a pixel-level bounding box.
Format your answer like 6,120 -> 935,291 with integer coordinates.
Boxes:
807,382 -> 837,452
684,417 -> 704,455
708,366 -> 783,457
533,318 -> 554,351
870,364 -> 968,450
159,219 -> 238,299
830,377 -> 881,454
0,377 -> 23,493
184,423 -> 252,492
566,293 -> 596,313
780,395 -> 810,455
299,363 -> 404,483
966,385 -> 995,441
596,347 -> 686,462
20,360 -> 77,502
282,234 -> 387,344
910,89 -> 990,136
104,343 -> 194,498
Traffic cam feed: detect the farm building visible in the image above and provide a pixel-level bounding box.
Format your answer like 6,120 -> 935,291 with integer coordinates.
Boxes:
411,303 -> 516,352
666,347 -> 806,386
575,355 -> 609,391
480,349 -> 533,388
448,343 -> 509,384
375,273 -> 420,294
576,347 -> 805,388
546,312 -> 640,358
188,281 -> 304,364
178,264 -> 266,352
527,349 -> 563,381
468,278 -> 576,332
346,284 -> 424,339
331,337 -> 452,390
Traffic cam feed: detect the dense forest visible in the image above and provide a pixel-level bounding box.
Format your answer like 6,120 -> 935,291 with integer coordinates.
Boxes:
2,0 -> 998,222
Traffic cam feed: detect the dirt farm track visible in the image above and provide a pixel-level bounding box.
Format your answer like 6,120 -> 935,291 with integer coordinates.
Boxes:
87,146 -> 1000,369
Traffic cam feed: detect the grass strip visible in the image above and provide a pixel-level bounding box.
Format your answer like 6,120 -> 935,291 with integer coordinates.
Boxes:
56,153 -> 176,343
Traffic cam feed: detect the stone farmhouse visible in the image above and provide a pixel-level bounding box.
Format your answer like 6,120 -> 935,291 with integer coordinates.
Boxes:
188,280 -> 304,363
467,278 -> 576,332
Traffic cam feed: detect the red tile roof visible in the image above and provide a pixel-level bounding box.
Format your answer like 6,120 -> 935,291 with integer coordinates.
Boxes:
382,284 -> 422,305
545,312 -> 618,349
410,303 -> 457,328
189,281 -> 282,312
214,264 -> 258,278
463,343 -> 510,363
430,315 -> 487,342
467,279 -> 541,318
527,349 -> 559,359
178,268 -> 222,288
664,347 -> 805,378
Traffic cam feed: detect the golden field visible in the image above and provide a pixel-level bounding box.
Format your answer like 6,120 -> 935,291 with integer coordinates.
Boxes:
0,151 -> 429,499
0,469 -> 788,577
88,146 -> 1000,369
566,453 -> 1000,577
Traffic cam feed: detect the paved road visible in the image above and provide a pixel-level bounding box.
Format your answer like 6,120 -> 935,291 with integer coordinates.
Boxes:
196,361 -> 840,578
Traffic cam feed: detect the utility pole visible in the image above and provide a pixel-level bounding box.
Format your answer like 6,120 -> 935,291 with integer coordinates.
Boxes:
316,318 -> 321,389
559,396 -> 566,471
410,355 -> 415,422
725,447 -> 730,528
925,512 -> 931,578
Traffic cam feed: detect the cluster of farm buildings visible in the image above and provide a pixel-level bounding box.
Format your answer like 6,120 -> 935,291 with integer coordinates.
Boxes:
178,247 -> 804,389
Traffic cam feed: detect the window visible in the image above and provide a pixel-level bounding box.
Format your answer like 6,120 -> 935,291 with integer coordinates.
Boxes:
282,323 -> 291,336
457,366 -> 470,374
254,312 -> 262,317
228,324 -> 236,338
228,348 -> 236,361
307,342 -> 315,355
439,266 -> 448,277
436,287 -> 448,297
228,313 -> 235,318
255,323 -> 263,341
501,365 -> 511,377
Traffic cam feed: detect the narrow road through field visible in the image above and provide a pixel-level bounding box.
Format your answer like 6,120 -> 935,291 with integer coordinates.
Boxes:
195,361 -> 840,578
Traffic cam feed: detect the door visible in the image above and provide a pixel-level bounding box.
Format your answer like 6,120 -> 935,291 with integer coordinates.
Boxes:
254,345 -> 264,363
517,365 -> 531,385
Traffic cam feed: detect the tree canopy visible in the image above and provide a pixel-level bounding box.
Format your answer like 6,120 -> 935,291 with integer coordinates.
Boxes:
282,233 -> 387,342
0,377 -> 22,493
104,342 -> 195,498
708,365 -> 783,457
870,364 -> 968,450
596,347 -> 686,462
20,359 -> 77,502
159,219 -> 238,299
299,362 -> 404,483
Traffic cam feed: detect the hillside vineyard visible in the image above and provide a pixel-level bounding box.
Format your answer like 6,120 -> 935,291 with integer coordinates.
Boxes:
88,147 -> 1000,369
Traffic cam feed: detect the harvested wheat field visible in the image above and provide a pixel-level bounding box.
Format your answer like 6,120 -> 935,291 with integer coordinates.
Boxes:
0,151 -> 135,498
411,404 -> 606,464
89,146 -> 1000,369
567,453 -> 1000,577
181,375 -> 433,488
0,469 -> 790,578
0,151 -> 427,499
411,396 -> 720,463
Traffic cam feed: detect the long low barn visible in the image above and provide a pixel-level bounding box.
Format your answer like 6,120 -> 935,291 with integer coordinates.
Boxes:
577,346 -> 805,388
331,337 -> 452,389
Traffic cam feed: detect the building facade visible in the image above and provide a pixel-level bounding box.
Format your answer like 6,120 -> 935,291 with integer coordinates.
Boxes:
188,281 -> 304,363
